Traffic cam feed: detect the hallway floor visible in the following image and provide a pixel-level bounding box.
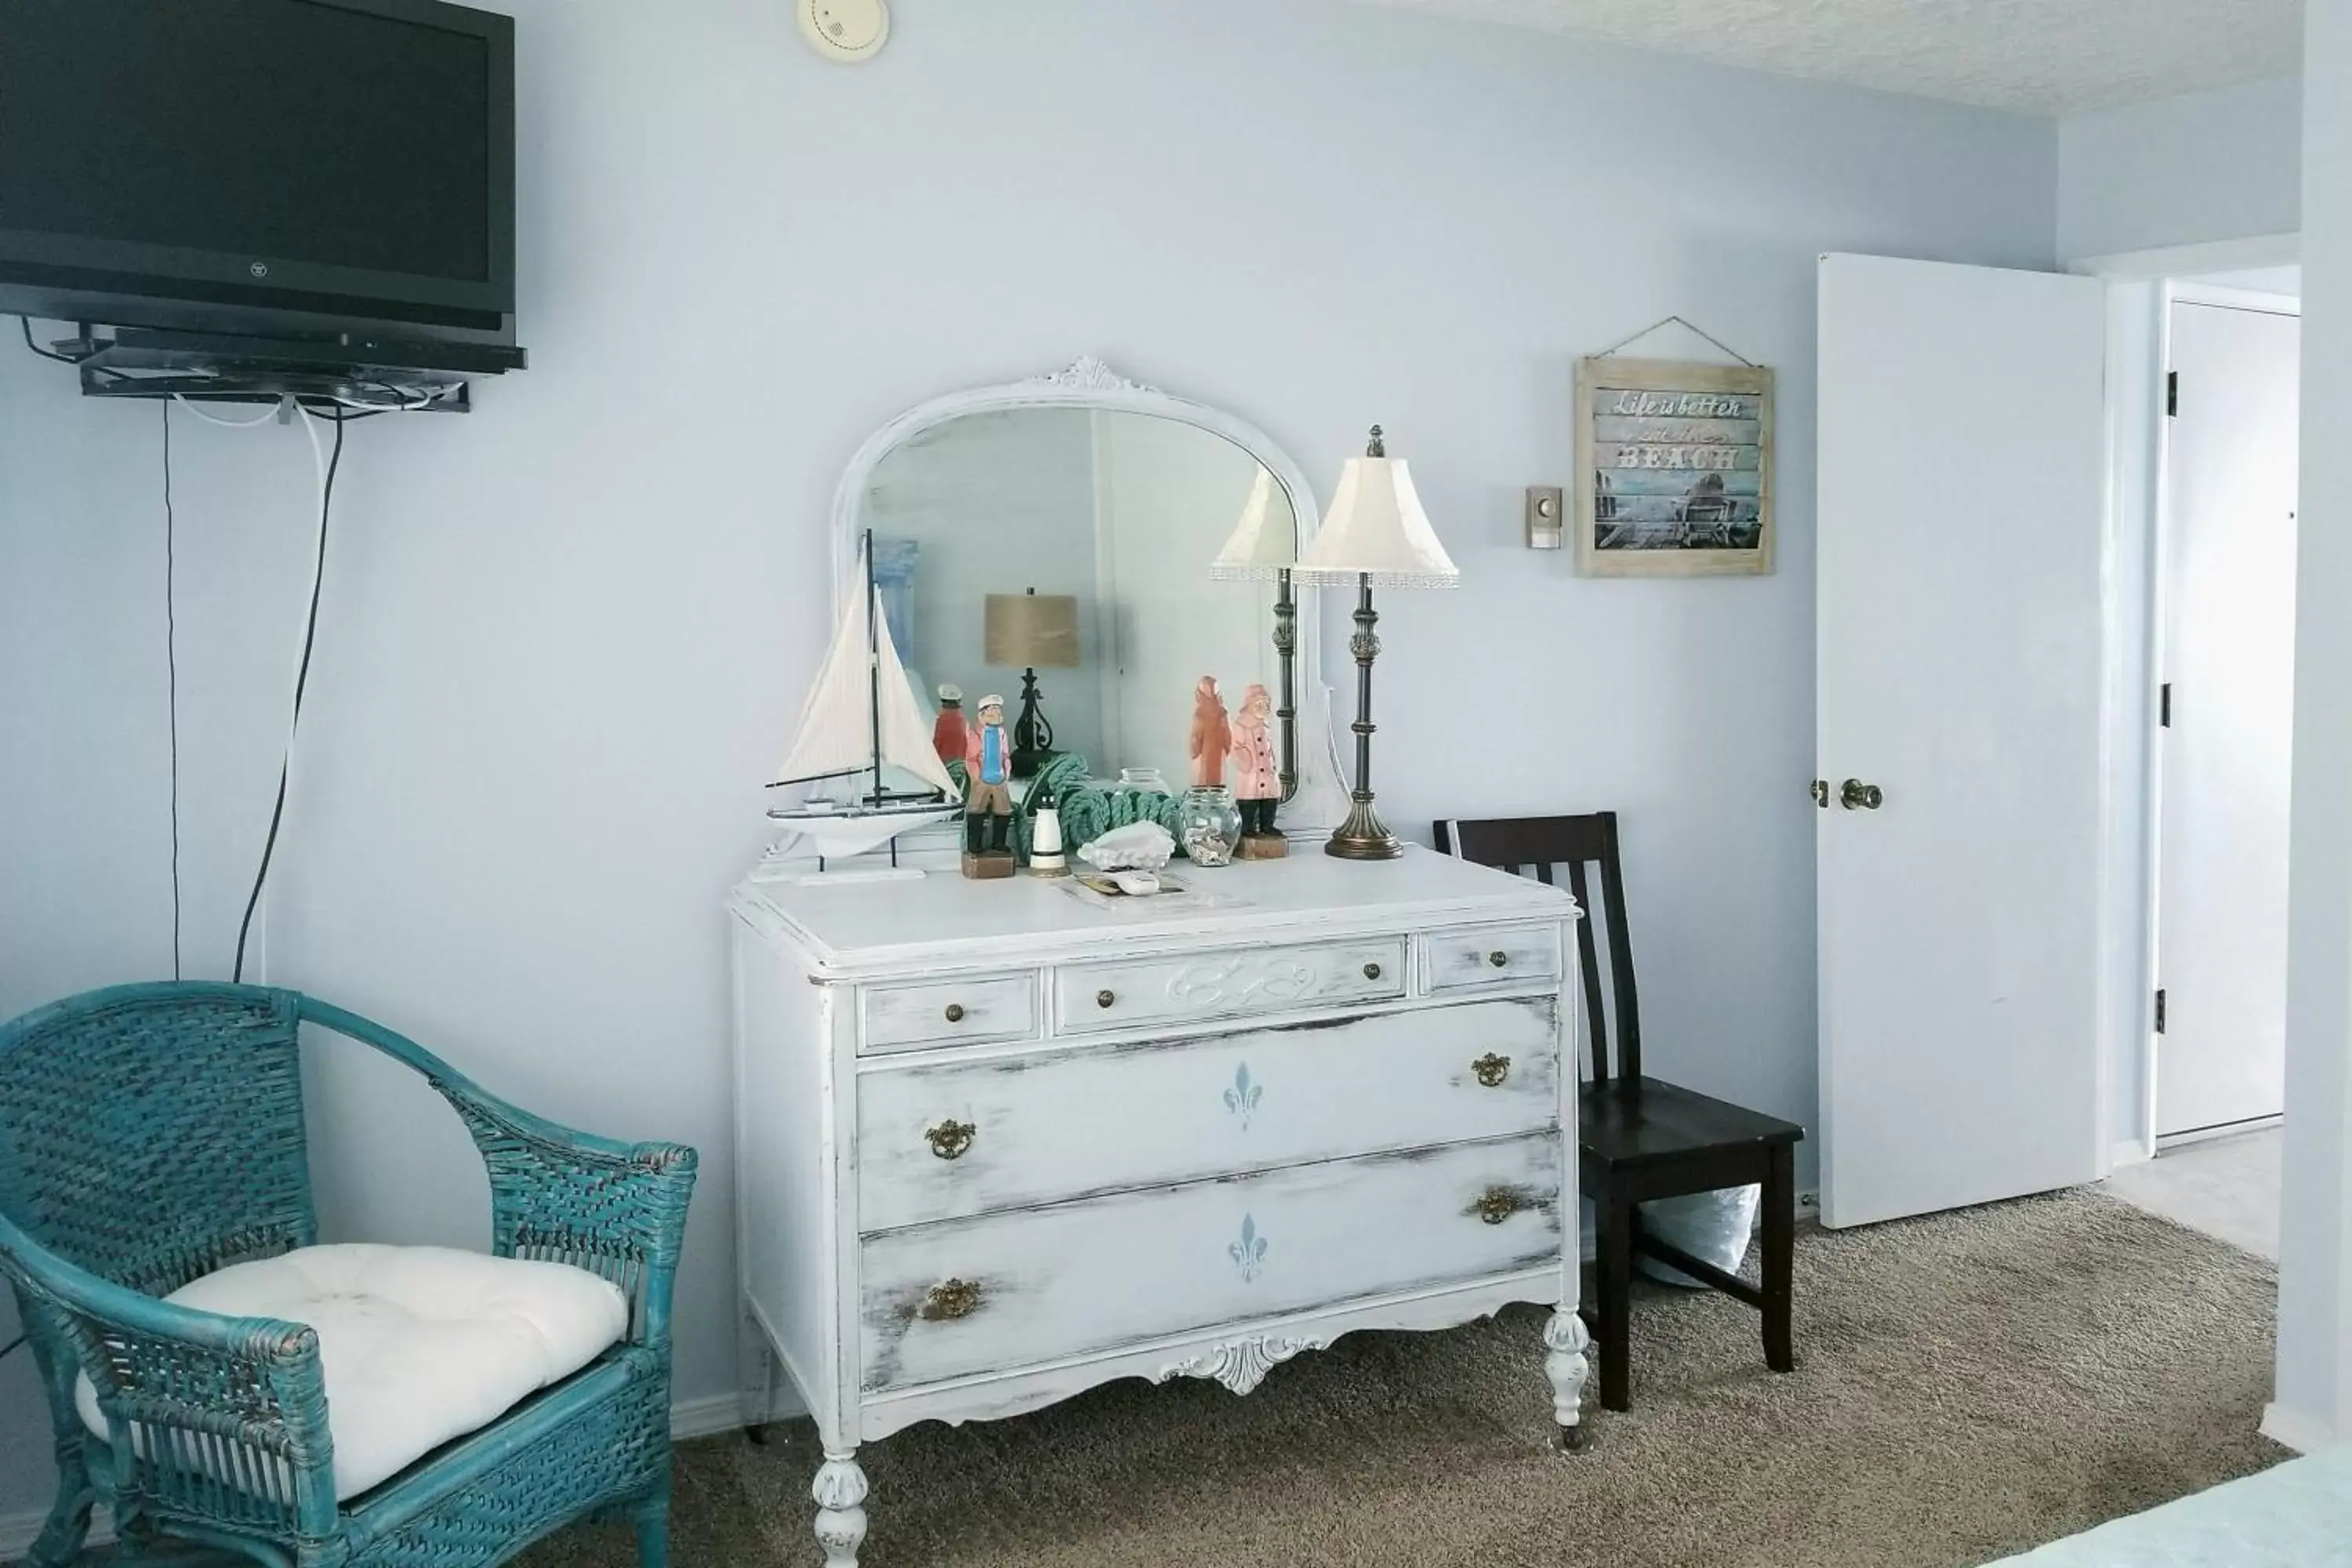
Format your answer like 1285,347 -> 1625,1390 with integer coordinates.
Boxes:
2104,1127 -> 2281,1261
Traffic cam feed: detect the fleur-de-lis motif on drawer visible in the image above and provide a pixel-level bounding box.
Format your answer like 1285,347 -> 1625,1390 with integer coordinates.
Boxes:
1222,1063 -> 1263,1128
1229,1214 -> 1269,1282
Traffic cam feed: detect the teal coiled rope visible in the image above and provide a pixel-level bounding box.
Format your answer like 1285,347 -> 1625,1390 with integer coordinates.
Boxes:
1058,776 -> 1188,859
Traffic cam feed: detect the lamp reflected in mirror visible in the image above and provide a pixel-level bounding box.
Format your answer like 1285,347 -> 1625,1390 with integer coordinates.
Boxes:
985,587 -> 1080,778
1211,467 -> 1301,804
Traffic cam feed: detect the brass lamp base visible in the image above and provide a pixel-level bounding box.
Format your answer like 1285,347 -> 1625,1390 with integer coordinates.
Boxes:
1326,803 -> 1403,860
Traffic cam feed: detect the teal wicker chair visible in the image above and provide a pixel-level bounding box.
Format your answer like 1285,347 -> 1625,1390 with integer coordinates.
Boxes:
0,982 -> 698,1568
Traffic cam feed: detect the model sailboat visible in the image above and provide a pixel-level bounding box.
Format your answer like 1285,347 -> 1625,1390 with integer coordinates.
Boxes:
766,534 -> 960,864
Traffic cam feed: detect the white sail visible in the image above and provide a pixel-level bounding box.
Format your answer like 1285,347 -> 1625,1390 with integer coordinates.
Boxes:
871,596 -> 960,797
775,581 -> 957,800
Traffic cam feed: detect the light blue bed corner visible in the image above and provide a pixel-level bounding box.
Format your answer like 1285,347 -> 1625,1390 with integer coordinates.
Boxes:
1988,1443 -> 2352,1566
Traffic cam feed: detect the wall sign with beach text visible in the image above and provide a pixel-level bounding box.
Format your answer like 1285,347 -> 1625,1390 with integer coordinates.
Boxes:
1574,357 -> 1775,577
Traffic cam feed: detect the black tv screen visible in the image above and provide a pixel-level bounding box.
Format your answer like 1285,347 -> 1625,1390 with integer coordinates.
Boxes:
0,0 -> 515,341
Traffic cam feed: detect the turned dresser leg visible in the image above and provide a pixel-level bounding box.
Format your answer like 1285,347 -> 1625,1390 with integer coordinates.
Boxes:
1544,1308 -> 1594,1450
812,1450 -> 869,1567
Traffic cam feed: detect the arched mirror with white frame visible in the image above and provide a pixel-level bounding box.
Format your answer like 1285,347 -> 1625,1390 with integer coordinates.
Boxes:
830,357 -> 1351,841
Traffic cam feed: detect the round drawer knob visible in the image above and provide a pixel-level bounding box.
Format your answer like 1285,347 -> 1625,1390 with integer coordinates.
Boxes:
944,1003 -> 966,1023
1488,951 -> 1509,968
920,1278 -> 983,1321
1363,962 -> 1382,981
1472,1186 -> 1529,1225
1097,989 -> 1116,1009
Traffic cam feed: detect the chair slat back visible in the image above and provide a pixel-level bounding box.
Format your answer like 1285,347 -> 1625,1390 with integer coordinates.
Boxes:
0,985 -> 318,1297
1436,812 -> 1642,1087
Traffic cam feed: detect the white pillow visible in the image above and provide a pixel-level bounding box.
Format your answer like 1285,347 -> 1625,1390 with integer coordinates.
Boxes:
74,1243 -> 629,1501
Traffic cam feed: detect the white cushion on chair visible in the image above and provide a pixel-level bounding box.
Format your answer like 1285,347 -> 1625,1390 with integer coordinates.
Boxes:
74,1243 -> 629,1501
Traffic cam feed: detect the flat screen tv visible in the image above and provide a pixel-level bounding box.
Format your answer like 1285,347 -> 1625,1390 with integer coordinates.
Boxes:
0,0 -> 516,346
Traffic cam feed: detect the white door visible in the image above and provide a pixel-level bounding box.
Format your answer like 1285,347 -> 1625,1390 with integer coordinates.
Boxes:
2155,299 -> 2299,1138
1817,254 -> 2110,1229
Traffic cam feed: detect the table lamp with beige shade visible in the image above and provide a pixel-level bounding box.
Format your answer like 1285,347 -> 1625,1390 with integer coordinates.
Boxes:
1288,426 -> 1459,859
1210,466 -> 1301,806
984,587 -> 1080,778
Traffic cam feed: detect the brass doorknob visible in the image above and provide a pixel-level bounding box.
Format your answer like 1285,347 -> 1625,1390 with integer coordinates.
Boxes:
1839,779 -> 1884,811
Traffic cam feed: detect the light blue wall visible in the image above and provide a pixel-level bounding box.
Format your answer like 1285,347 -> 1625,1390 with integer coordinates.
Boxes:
0,0 -> 2057,1525
2059,74 -> 2303,262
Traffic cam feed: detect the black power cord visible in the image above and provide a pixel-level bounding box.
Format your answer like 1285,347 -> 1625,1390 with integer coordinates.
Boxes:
22,315 -> 383,980
163,401 -> 182,978
17,315 -> 79,363
231,408 -> 349,983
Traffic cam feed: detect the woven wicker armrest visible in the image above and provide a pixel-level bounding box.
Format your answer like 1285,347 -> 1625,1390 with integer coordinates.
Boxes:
299,1000 -> 699,1345
0,1206 -> 339,1538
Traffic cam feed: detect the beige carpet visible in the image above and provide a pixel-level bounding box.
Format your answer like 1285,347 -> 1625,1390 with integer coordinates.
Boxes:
510,1188 -> 2278,1567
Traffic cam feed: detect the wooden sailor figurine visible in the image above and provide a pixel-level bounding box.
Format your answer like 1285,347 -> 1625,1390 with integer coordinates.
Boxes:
1229,681 -> 1286,858
932,684 -> 967,769
962,692 -> 1017,878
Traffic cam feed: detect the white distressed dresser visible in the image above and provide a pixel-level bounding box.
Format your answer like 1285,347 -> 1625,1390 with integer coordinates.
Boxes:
727,846 -> 1591,1565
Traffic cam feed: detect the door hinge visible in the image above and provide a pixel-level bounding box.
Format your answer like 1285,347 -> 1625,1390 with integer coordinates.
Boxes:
2154,988 -> 2167,1034
2161,682 -> 2172,728
2166,370 -> 2179,417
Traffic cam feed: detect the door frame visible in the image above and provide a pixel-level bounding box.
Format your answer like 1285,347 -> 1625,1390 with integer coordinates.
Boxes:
2070,232 -> 2301,1168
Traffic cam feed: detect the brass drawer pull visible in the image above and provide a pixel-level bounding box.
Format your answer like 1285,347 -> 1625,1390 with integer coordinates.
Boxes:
943,1002 -> 967,1023
1097,989 -> 1116,1009
920,1278 -> 983,1321
1489,950 -> 1509,967
924,1120 -> 976,1160
1363,961 -> 1383,981
1472,1053 -> 1512,1088
1472,1186 -> 1530,1225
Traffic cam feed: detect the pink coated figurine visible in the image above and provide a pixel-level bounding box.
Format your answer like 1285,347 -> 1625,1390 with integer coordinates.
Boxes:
1189,675 -> 1231,789
1229,682 -> 1286,856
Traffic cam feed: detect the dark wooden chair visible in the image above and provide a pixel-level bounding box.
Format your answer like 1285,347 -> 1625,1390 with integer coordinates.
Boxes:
1435,811 -> 1804,1412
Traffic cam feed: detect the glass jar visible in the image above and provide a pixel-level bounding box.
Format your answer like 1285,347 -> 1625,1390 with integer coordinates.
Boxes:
1116,767 -> 1171,794
1179,785 -> 1243,867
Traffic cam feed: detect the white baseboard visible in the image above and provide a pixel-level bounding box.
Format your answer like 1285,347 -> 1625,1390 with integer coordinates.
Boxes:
2260,1401 -> 2336,1454
670,1391 -> 750,1442
0,1388 -> 811,1560
2158,1116 -> 2283,1153
671,1385 -> 807,1441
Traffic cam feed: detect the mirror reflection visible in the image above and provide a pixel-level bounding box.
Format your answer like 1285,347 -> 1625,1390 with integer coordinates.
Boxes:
861,408 -> 1294,790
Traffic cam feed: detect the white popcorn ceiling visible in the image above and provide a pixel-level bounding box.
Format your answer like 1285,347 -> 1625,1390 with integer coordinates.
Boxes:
1328,0 -> 2301,115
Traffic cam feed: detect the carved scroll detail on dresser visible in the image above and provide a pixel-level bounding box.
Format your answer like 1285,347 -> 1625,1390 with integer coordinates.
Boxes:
1167,955 -> 1317,1009
1153,1332 -> 1328,1396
